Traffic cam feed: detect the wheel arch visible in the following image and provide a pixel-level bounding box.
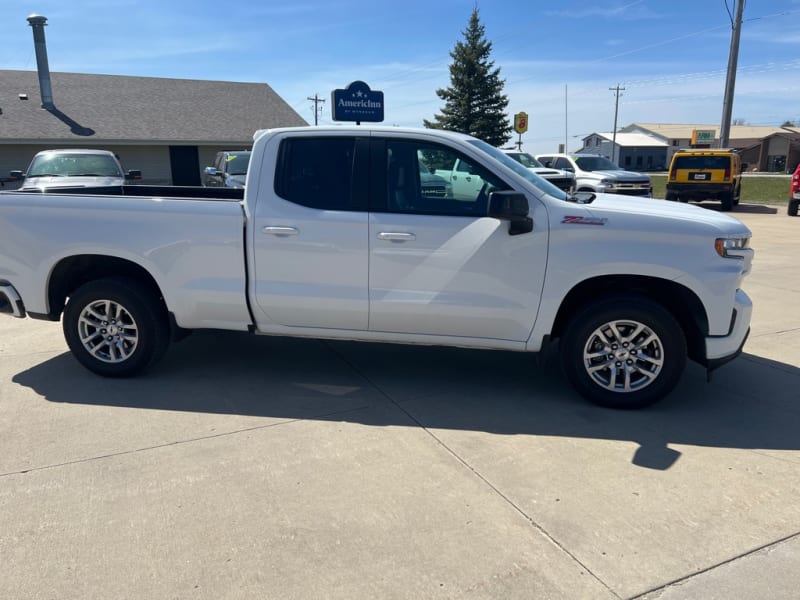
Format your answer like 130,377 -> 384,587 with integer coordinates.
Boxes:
46,255 -> 165,320
550,275 -> 709,364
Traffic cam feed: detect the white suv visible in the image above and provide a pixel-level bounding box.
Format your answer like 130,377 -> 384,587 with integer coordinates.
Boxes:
535,153 -> 652,197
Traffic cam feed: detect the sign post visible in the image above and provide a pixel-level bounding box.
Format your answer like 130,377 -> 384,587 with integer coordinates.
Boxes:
513,112 -> 529,150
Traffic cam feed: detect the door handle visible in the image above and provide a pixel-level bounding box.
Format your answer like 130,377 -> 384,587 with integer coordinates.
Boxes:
377,232 -> 416,242
263,226 -> 299,237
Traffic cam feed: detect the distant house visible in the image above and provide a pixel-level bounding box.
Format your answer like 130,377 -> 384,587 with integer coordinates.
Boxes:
614,123 -> 800,172
0,69 -> 307,187
578,132 -> 668,171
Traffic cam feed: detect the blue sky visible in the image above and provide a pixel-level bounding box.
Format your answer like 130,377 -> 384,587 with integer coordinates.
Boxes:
5,0 -> 800,153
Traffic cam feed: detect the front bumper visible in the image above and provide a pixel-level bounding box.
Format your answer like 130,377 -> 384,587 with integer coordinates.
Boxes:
0,282 -> 26,318
704,289 -> 752,370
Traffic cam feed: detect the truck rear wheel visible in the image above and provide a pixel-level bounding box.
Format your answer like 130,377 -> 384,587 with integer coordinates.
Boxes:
789,199 -> 799,216
560,296 -> 686,409
63,277 -> 170,377
720,193 -> 734,211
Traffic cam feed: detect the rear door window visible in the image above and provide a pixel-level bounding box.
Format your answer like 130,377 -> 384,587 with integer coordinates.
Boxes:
275,137 -> 367,211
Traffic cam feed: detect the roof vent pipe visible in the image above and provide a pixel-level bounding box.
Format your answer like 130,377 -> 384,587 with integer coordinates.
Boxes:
27,14 -> 54,109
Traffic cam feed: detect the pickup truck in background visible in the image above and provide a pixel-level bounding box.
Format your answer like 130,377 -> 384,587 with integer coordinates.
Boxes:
500,150 -> 575,191
536,153 -> 652,197
9,148 -> 141,190
432,155 -> 567,201
0,126 -> 753,409
203,150 -> 251,188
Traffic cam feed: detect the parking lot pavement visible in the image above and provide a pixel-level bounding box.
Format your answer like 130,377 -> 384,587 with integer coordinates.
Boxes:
1,203 -> 799,599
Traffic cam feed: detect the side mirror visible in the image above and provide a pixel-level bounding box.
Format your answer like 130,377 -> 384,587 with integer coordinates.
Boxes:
125,170 -> 142,180
204,167 -> 218,176
9,170 -> 24,180
488,191 -> 533,235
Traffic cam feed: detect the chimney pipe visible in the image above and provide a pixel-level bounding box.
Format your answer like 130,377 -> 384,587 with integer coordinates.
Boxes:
27,14 -> 54,109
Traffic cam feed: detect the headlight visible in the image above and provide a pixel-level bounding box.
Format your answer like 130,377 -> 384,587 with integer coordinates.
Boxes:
715,237 -> 749,258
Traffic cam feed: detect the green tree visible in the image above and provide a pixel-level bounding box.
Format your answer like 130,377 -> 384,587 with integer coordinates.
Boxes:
423,8 -> 512,147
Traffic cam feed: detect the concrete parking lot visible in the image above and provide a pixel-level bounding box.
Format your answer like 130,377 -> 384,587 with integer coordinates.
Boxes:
1,202 -> 798,599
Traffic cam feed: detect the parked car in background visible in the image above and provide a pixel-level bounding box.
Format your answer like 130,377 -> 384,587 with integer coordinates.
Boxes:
501,150 -> 575,191
788,163 -> 800,216
203,150 -> 251,188
536,153 -> 652,197
10,149 -> 141,190
665,149 -> 742,211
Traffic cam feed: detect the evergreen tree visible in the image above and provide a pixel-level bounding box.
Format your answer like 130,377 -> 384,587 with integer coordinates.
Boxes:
424,8 -> 512,147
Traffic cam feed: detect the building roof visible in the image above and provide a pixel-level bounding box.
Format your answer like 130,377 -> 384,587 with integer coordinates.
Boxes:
587,132 -> 667,147
625,122 -> 788,141
0,70 -> 307,145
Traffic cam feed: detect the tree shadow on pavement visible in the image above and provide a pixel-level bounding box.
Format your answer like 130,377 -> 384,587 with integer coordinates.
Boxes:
12,331 -> 800,470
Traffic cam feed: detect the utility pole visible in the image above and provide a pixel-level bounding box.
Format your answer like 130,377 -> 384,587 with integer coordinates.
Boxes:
307,93 -> 325,126
719,0 -> 745,148
609,84 -> 625,165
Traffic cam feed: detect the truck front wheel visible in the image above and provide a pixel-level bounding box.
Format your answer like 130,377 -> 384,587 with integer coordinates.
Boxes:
63,277 -> 170,377
560,296 -> 687,409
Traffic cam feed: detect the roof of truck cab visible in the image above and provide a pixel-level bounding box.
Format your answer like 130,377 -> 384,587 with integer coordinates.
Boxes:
253,126 -> 477,142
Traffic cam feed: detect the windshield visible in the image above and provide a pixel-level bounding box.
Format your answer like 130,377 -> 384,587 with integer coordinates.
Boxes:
574,156 -> 620,171
28,153 -> 123,178
506,152 -> 545,169
468,140 -> 567,199
225,152 -> 251,176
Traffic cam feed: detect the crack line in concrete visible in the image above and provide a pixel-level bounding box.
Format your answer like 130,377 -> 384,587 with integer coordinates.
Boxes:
0,405 -> 370,478
629,530 -> 800,599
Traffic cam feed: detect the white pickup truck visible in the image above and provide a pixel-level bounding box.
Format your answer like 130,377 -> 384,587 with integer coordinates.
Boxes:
0,126 -> 753,409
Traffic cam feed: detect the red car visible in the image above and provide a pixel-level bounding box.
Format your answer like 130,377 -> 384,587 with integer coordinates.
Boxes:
790,163 -> 800,216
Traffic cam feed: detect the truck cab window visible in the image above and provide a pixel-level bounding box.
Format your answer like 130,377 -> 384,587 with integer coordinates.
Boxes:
385,140 -> 506,216
275,137 -> 356,210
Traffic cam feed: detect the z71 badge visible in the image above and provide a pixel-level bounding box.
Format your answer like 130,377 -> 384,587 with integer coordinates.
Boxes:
562,216 -> 608,226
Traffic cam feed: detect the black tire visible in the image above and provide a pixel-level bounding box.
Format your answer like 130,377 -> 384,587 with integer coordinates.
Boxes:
720,193 -> 733,211
789,199 -> 799,217
62,277 -> 170,377
733,184 -> 741,206
560,295 -> 687,409
665,192 -> 676,201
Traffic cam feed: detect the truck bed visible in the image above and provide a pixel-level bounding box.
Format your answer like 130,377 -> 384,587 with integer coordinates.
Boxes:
3,185 -> 245,201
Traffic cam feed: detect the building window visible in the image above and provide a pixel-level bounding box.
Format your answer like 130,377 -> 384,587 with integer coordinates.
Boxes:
672,139 -> 679,146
